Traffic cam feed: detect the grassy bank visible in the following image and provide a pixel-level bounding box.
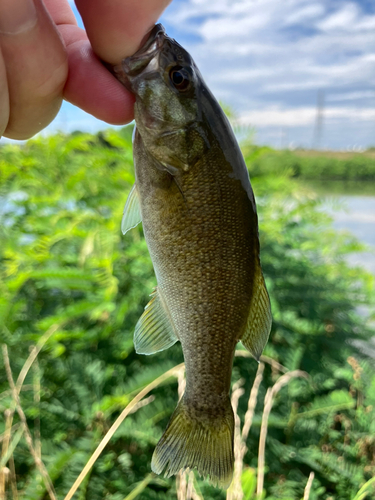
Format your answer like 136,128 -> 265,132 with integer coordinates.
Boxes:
244,146 -> 375,181
1,129 -> 374,500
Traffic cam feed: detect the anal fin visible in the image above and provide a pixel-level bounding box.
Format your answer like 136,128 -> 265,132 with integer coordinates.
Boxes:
241,264 -> 272,360
134,288 -> 178,355
121,184 -> 142,235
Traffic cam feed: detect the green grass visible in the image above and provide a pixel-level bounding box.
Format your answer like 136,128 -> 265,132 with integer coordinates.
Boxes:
0,129 -> 374,500
243,146 -> 375,181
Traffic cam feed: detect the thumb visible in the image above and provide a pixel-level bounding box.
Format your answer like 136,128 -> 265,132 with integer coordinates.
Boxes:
74,0 -> 172,64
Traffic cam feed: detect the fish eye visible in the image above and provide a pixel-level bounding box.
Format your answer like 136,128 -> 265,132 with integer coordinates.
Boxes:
169,66 -> 191,92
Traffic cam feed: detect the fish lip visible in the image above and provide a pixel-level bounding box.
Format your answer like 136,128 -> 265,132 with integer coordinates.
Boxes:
111,24 -> 166,92
129,23 -> 165,68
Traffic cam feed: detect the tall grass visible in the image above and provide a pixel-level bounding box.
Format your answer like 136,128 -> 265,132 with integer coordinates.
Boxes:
244,148 -> 375,181
3,345 -> 371,500
1,130 -> 374,499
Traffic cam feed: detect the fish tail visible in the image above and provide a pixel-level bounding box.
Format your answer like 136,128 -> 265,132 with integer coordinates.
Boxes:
151,395 -> 234,489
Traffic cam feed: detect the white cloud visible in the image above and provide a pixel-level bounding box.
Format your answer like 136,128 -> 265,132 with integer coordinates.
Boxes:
168,2 -> 375,96
163,0 -> 375,148
317,3 -> 359,30
236,105 -> 375,128
262,53 -> 375,92
10,0 -> 371,150
327,90 -> 375,102
284,4 -> 325,25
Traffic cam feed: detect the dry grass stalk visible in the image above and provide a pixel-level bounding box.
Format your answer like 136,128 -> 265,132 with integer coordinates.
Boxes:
189,472 -> 203,500
227,362 -> 265,500
0,334 -> 296,500
234,350 -> 288,374
8,453 -> 18,500
64,362 -> 184,500
128,395 -> 155,415
242,363 -> 265,445
177,366 -> 186,401
256,370 -> 308,499
177,471 -> 188,500
227,379 -> 245,500
0,424 -> 21,445
0,386 -> 34,403
186,471 -> 195,500
193,491 -> 203,499
0,421 -> 26,499
192,489 -> 203,499
0,427 -> 24,471
1,409 -> 13,499
260,356 -> 288,374
31,347 -> 41,460
303,471 -> 315,500
0,324 -> 60,498
177,470 -> 203,500
2,345 -> 57,500
0,467 -> 9,499
16,324 -> 60,393
123,472 -> 155,500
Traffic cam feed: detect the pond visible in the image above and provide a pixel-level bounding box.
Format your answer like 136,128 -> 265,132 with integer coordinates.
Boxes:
304,181 -> 375,275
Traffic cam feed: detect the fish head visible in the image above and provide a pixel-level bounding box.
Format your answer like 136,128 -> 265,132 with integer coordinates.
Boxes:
113,24 -> 208,171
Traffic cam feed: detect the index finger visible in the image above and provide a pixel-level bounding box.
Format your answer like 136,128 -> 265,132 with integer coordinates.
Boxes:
75,0 -> 172,64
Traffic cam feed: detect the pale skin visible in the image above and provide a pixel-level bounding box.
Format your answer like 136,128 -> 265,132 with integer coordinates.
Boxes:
0,0 -> 171,140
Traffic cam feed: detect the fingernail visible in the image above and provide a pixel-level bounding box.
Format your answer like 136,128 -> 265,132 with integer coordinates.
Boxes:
0,0 -> 37,35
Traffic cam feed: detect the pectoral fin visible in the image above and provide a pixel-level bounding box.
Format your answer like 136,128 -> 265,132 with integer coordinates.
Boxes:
121,184 -> 142,235
134,288 -> 179,355
241,265 -> 272,360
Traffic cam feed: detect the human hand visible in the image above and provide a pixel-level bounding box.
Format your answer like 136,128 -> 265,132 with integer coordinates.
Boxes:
0,0 -> 171,140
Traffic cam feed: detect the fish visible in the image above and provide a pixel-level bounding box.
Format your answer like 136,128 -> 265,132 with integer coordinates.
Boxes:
112,24 -> 272,489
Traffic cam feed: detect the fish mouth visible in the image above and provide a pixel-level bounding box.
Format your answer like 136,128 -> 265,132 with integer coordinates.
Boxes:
111,24 -> 166,92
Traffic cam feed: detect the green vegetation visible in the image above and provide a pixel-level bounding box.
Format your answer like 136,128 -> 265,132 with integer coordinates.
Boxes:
243,146 -> 375,181
0,129 -> 374,500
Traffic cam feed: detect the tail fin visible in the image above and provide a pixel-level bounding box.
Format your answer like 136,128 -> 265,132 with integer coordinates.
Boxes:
151,395 -> 234,489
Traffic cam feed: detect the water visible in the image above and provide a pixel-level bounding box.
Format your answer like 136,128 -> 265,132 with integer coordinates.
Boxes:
308,182 -> 375,354
332,196 -> 375,248
329,195 -> 375,274
306,181 -> 375,275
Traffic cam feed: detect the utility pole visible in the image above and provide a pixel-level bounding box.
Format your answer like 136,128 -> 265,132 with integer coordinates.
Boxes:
312,90 -> 325,150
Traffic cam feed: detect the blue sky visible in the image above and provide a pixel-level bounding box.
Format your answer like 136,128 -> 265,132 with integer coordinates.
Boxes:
12,0 -> 375,149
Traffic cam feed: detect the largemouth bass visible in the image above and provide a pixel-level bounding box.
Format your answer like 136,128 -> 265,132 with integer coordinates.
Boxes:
112,24 -> 272,488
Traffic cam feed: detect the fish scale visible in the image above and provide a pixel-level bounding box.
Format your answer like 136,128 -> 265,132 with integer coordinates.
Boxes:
114,23 -> 272,488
